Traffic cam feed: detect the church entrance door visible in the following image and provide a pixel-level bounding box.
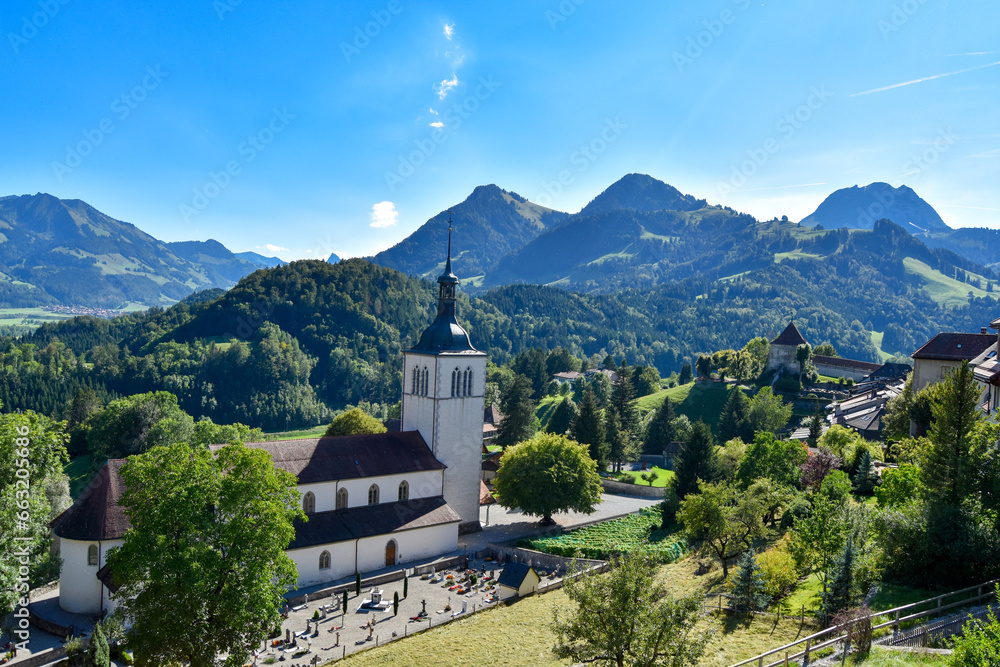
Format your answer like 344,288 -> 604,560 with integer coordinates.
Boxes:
385,540 -> 396,566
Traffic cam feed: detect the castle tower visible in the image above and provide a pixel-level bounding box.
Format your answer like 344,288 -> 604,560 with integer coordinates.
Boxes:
401,219 -> 486,533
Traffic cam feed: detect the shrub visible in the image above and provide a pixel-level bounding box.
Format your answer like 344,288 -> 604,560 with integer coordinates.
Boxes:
757,539 -> 798,599
774,374 -> 801,392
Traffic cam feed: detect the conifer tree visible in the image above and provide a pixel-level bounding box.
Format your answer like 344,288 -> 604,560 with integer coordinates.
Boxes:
496,374 -> 537,448
644,396 -> 676,455
546,396 -> 578,436
605,410 -> 626,474
924,361 -> 982,506
85,621 -> 110,667
674,421 -> 721,498
821,538 -> 857,622
807,411 -> 823,447
852,450 -> 877,494
730,550 -> 771,613
572,389 -> 608,471
719,386 -> 749,443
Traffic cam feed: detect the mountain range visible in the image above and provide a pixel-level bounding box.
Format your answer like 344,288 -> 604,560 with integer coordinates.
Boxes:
0,194 -> 282,309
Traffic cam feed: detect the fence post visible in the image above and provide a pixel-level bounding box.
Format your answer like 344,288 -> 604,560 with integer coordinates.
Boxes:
921,628 -> 928,647
894,609 -> 900,634
719,595 -> 723,611
937,598 -> 942,618
758,657 -> 763,667
804,638 -> 810,665
784,650 -> 788,666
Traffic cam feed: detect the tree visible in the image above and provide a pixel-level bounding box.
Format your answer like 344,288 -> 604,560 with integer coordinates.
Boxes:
190,418 -> 266,447
572,389 -> 607,471
735,432 -> 808,490
393,591 -> 399,616
640,470 -> 659,487
643,396 -> 675,455
695,355 -> 713,379
553,552 -> 709,667
730,550 -> 771,613
873,463 -> 922,507
789,494 -> 848,594
324,407 -> 387,437
795,344 -> 812,382
812,342 -> 838,357
678,363 -> 693,385
677,480 -> 766,578
745,387 -> 793,435
495,374 -> 537,449
719,386 -> 750,443
674,421 -> 721,498
632,366 -> 661,397
106,441 -> 303,667
821,538 -> 858,622
924,361 -> 982,507
799,448 -> 841,492
88,391 -> 196,461
611,366 -> 640,438
852,450 -> 877,495
605,410 -> 630,474
85,621 -> 111,667
882,374 -> 914,443
493,433 -> 602,525
807,411 -> 823,448
546,396 -> 578,436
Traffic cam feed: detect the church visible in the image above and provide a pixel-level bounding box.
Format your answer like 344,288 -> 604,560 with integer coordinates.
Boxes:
52,230 -> 487,616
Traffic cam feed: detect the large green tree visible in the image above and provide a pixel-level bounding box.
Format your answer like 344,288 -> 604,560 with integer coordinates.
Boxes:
677,480 -> 766,578
493,433 -> 602,525
324,407 -> 388,437
106,441 -> 303,667
553,551 -> 709,667
673,421 -> 721,498
546,396 -> 579,436
745,387 -> 793,435
735,432 -> 808,490
495,374 -> 537,449
572,389 -> 608,471
87,391 -> 196,462
643,396 -> 676,455
719,386 -> 750,443
923,361 -> 982,506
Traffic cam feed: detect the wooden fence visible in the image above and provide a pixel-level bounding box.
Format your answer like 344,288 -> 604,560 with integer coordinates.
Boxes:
728,579 -> 999,667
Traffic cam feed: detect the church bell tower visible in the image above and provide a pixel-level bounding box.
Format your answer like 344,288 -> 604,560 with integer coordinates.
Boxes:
401,217 -> 487,533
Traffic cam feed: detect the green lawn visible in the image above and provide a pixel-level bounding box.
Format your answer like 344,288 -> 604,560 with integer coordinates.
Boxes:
263,424 -> 329,440
65,454 -> 95,499
903,257 -> 994,308
534,395 -> 563,430
869,330 -> 895,362
854,648 -> 948,665
636,381 -> 733,435
617,466 -> 675,488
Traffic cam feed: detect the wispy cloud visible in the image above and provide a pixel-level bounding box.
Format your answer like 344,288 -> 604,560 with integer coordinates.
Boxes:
966,148 -> 1000,158
946,51 -> 999,57
443,22 -> 454,40
429,121 -> 444,128
852,60 -> 1000,96
429,108 -> 439,115
369,201 -> 399,228
435,74 -> 459,99
262,243 -> 288,253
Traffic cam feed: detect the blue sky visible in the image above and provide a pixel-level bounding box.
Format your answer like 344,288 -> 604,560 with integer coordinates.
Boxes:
2,1 -> 998,261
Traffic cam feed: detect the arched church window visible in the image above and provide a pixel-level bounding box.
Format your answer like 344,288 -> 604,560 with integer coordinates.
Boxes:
336,487 -> 348,509
319,550 -> 331,570
451,367 -> 460,397
398,480 -> 409,501
303,491 -> 315,515
422,367 -> 429,396
87,544 -> 98,566
411,367 -> 418,394
368,484 -> 380,505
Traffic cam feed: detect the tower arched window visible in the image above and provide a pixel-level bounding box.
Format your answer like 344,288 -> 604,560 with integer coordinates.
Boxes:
411,367 -> 418,394
398,480 -> 409,501
87,544 -> 98,566
465,366 -> 473,396
303,491 -> 315,515
451,367 -> 460,397
336,487 -> 348,509
319,550 -> 331,570
368,484 -> 380,505
422,367 -> 429,396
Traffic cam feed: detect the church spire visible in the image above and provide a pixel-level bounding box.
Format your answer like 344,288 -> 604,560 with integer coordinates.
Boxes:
436,210 -> 459,302
409,214 -> 475,353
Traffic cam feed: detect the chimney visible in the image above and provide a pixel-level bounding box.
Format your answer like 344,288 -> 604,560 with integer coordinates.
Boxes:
982,327 -> 988,335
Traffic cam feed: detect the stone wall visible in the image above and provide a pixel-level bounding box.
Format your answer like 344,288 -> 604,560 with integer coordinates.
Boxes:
601,478 -> 667,498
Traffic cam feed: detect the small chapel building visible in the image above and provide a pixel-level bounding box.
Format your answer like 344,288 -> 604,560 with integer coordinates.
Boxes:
51,230 -> 486,615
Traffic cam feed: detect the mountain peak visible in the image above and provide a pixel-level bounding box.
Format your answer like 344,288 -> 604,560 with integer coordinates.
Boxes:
800,182 -> 949,232
579,173 -> 707,217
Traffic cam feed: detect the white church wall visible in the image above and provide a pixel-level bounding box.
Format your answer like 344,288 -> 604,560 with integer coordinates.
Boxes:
59,537 -> 122,615
300,470 -> 443,514
288,540 -> 358,588
356,523 -> 458,575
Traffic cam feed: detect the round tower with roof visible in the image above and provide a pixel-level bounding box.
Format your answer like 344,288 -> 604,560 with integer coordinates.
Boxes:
400,218 -> 487,533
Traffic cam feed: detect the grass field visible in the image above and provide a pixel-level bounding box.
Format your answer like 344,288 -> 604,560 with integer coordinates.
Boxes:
854,648 -> 948,665
636,381 -> 733,434
617,466 -> 675,487
65,454 -> 95,499
264,424 -> 329,440
869,330 -> 895,362
0,307 -> 74,327
903,257 -> 994,308
534,395 -> 563,430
